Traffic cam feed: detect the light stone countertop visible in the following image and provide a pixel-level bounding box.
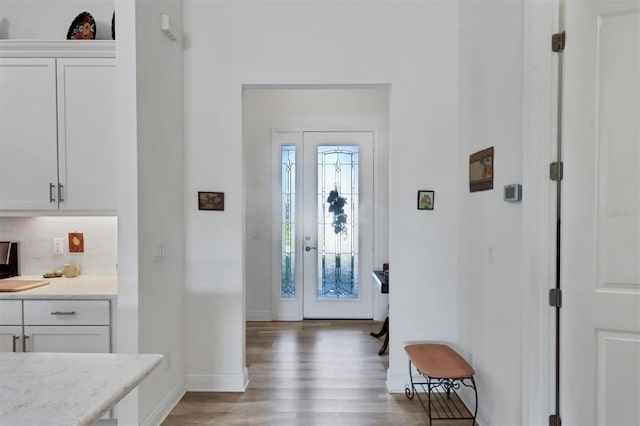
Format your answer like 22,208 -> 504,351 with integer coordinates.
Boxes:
0,275 -> 117,299
0,352 -> 162,426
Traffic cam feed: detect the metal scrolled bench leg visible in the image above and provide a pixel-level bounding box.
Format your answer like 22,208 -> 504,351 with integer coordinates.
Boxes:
405,359 -> 416,399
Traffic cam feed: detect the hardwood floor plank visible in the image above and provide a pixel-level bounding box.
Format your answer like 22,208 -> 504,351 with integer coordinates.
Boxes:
163,320 -> 472,425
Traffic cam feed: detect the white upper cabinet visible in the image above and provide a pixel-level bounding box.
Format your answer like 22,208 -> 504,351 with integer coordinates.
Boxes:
0,42 -> 116,213
57,58 -> 116,211
0,58 -> 59,210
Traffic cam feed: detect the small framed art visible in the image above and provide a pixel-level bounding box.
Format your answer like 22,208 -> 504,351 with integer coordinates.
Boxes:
469,147 -> 494,192
68,232 -> 84,253
417,190 -> 434,210
198,192 -> 224,211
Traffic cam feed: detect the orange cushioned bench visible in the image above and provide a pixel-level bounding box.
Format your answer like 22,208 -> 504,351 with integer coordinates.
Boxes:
404,344 -> 477,425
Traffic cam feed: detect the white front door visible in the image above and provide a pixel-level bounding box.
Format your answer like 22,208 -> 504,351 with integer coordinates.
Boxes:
302,131 -> 374,319
561,1 -> 640,424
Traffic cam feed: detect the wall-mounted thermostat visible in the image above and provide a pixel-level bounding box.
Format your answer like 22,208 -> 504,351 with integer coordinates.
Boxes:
504,184 -> 522,202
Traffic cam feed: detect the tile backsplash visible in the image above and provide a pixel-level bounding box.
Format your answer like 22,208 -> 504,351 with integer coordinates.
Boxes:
0,217 -> 117,276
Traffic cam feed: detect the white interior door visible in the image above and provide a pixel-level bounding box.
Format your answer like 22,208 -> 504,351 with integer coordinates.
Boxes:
562,1 -> 640,424
302,131 -> 374,319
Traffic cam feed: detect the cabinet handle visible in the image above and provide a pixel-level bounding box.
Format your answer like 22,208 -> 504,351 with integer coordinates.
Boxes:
49,183 -> 56,203
12,335 -> 19,352
58,183 -> 65,202
23,335 -> 29,352
51,311 -> 76,316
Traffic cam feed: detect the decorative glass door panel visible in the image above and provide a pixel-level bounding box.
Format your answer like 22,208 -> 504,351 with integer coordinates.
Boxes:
316,146 -> 360,299
302,131 -> 374,319
272,129 -> 304,321
280,145 -> 296,299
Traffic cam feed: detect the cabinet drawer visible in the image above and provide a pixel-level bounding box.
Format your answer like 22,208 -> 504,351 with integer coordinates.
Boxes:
23,300 -> 110,325
0,300 -> 22,325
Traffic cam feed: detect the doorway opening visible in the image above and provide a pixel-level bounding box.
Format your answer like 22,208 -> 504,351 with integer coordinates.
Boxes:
242,85 -> 390,323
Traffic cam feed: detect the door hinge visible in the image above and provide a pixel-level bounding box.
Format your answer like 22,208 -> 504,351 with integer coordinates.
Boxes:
549,414 -> 562,426
552,31 -> 566,52
550,162 -> 564,181
549,288 -> 562,308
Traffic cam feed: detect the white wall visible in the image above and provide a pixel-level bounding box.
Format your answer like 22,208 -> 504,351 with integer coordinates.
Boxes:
0,2 -> 548,424
0,216 -> 117,275
520,1 -> 559,423
242,87 -> 390,322
457,1 -> 525,425
0,0 -> 114,40
183,0 -> 460,392
113,0 -> 140,423
133,0 -> 186,424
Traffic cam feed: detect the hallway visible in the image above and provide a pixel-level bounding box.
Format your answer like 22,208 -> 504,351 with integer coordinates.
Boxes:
163,321 -> 472,425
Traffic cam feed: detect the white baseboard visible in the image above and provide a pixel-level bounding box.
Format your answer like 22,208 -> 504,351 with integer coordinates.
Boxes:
140,377 -> 186,426
387,363 -> 428,393
186,367 -> 249,392
272,314 -> 302,321
386,368 -> 411,393
458,387 -> 495,426
246,310 -> 272,321
372,312 -> 387,322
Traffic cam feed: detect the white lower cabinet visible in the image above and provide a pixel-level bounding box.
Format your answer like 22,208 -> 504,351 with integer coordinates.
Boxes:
23,300 -> 110,325
0,300 -> 23,352
24,325 -> 110,353
0,299 -> 112,353
0,300 -> 22,324
1,298 -> 114,419
0,326 -> 22,352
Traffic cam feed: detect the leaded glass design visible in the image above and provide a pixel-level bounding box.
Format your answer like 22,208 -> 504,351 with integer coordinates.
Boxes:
317,146 -> 359,299
281,146 -> 296,298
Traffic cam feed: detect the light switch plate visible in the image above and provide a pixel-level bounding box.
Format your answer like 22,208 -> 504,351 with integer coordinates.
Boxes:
53,238 -> 64,254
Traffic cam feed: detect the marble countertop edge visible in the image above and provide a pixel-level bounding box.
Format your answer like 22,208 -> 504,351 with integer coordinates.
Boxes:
76,354 -> 163,425
0,352 -> 162,426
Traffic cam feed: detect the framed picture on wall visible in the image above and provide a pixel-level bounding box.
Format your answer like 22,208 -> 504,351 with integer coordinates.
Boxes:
469,147 -> 494,192
417,190 -> 434,210
198,192 -> 224,211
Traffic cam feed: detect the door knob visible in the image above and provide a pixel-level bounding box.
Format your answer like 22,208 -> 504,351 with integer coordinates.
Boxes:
305,246 -> 317,252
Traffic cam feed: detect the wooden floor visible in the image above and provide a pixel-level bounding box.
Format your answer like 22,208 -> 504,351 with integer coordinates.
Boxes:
163,321 -> 472,425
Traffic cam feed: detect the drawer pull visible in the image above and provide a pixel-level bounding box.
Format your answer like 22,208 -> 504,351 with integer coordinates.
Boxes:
50,311 -> 77,316
23,335 -> 29,352
12,335 -> 19,352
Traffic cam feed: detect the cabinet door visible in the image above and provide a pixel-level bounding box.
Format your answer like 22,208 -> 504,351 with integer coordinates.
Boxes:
56,58 -> 117,211
24,325 -> 110,353
0,58 -> 58,210
0,326 -> 23,352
